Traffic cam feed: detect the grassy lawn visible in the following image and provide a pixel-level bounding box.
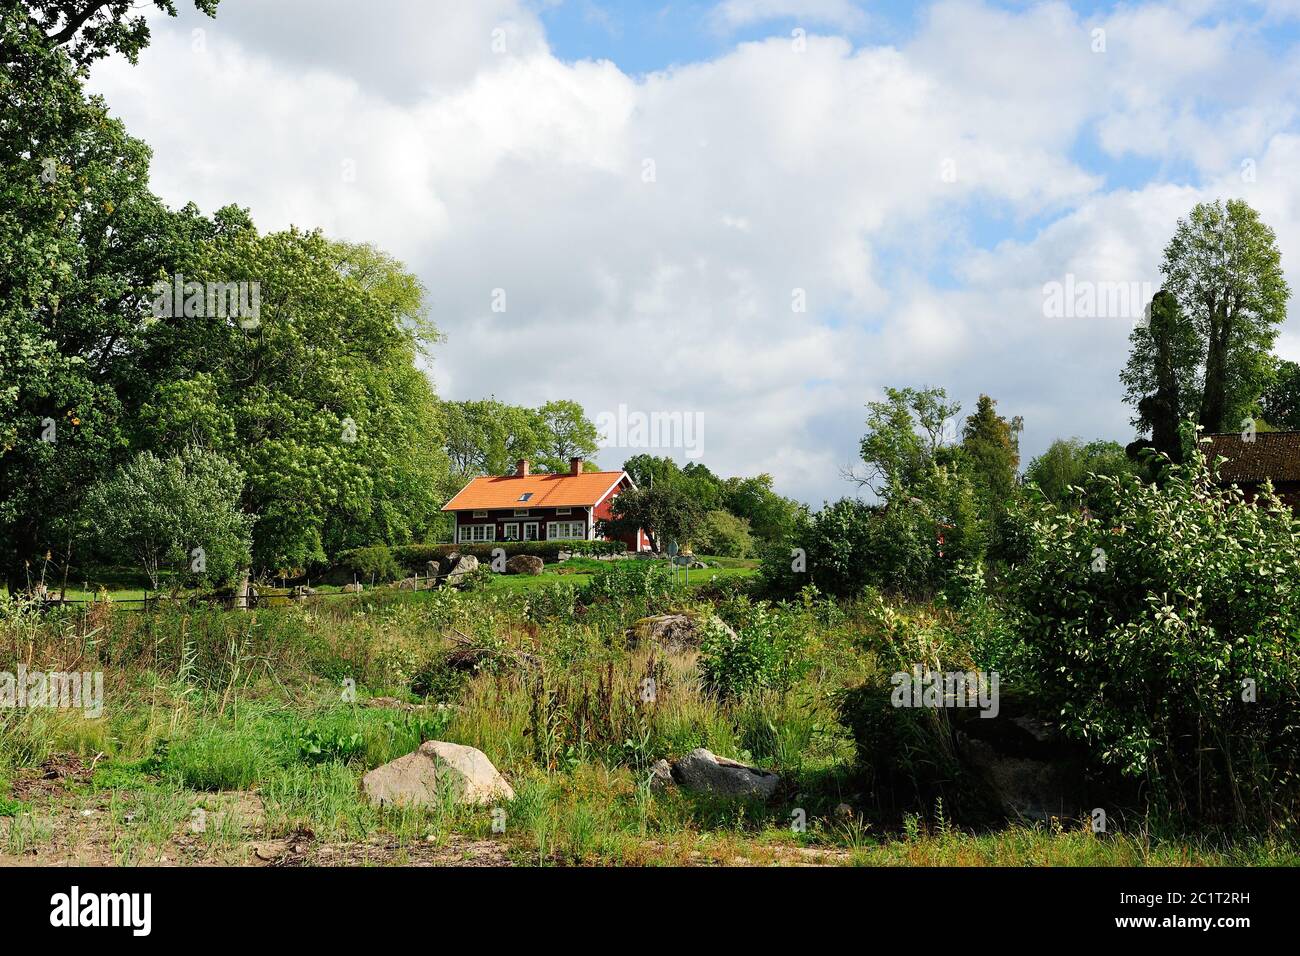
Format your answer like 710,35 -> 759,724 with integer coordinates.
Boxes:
8,555 -> 762,602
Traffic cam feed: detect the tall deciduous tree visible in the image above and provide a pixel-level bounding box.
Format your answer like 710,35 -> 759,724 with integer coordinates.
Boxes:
1148,199 -> 1289,434
848,386 -> 961,496
535,399 -> 599,473
4,1 -> 220,67
0,15 -> 203,593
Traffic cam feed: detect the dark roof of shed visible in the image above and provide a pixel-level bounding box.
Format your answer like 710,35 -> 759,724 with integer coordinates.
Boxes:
1204,431 -> 1300,484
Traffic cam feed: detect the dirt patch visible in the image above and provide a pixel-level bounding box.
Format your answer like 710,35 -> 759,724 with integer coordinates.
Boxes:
9,753 -> 99,801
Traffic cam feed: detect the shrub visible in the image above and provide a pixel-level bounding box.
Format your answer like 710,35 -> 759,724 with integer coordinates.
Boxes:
339,545 -> 404,583
699,596 -> 811,699
1008,439 -> 1300,829
581,560 -> 676,609
695,510 -> 755,557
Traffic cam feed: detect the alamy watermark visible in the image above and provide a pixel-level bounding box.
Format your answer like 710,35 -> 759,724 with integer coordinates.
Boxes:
1042,274 -> 1156,321
151,272 -> 261,329
891,667 -> 999,718
595,404 -> 704,460
1,666 -> 103,718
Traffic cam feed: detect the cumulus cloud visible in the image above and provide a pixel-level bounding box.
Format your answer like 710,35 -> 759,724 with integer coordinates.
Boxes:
87,0 -> 1300,504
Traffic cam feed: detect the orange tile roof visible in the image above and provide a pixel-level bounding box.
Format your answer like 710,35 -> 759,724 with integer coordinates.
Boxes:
442,471 -> 627,511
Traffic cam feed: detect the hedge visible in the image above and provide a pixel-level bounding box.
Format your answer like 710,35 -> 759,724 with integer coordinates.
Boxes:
334,539 -> 627,577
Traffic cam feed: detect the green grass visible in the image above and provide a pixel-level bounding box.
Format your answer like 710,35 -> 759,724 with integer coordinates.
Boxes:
1,567 -> 1293,867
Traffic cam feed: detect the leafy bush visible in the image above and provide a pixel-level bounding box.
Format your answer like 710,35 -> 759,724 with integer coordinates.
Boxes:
581,560 -> 676,608
699,596 -> 811,699
1008,440 -> 1300,829
695,509 -> 755,557
339,545 -> 404,583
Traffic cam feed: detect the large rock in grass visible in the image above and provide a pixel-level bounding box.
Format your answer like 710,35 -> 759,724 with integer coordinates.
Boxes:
444,554 -> 479,586
363,741 -> 514,808
671,748 -> 779,800
627,613 -> 735,652
505,554 -> 544,576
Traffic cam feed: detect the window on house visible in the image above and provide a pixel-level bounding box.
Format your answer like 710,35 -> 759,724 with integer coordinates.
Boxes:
556,507 -> 571,515
472,510 -> 488,518
518,493 -> 533,502
459,524 -> 496,543
502,523 -> 519,541
514,509 -> 530,517
523,523 -> 539,541
547,521 -> 585,540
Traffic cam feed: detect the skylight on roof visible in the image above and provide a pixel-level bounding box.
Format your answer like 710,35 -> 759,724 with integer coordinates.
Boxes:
518,492 -> 533,502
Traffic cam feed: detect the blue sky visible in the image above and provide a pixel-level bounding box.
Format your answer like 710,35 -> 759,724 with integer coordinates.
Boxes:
90,0 -> 1300,505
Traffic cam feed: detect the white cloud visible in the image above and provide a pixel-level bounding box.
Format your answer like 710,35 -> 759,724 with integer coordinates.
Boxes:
87,0 -> 1300,504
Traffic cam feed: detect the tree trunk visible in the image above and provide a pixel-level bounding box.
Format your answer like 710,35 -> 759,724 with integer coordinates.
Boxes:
2,520 -> 40,596
1199,301 -> 1231,433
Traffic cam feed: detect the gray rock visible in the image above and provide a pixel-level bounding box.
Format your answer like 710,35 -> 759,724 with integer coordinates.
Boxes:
363,741 -> 514,808
647,759 -> 674,791
444,554 -> 479,586
505,554 -> 544,576
671,748 -> 780,800
628,613 -> 735,652
342,582 -> 363,593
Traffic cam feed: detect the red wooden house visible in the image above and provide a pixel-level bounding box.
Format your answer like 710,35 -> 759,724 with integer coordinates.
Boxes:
441,458 -> 650,551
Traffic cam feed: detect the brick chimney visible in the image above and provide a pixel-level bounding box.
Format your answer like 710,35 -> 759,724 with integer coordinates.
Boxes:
569,457 -> 582,476
516,459 -> 530,477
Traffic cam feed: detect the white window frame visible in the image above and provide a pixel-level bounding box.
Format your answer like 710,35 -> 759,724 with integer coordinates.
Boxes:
502,522 -> 520,541
523,522 -> 539,541
472,510 -> 488,518
547,520 -> 585,541
556,507 -> 571,515
514,508 -> 530,517
459,523 -> 495,543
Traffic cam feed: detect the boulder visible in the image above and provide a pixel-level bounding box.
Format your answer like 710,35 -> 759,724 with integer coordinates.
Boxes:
395,576 -> 420,591
363,741 -> 514,808
647,759 -> 674,791
290,585 -> 316,600
444,554 -> 479,586
671,748 -> 780,800
627,613 -> 734,652
342,582 -> 363,593
505,554 -> 544,576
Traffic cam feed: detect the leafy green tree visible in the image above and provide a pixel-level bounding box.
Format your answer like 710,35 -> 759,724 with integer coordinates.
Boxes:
1121,290 -> 1199,460
598,483 -> 704,554
696,509 -> 754,557
1009,433 -> 1300,826
1261,359 -> 1300,430
85,446 -> 252,588
1023,439 -> 1134,505
960,394 -> 1021,503
6,1 -> 221,67
1148,199 -> 1289,434
0,15 -> 206,593
442,399 -> 544,478
535,400 -> 599,473
138,217 -> 448,571
621,454 -> 681,489
721,473 -> 803,542
850,386 -> 961,495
